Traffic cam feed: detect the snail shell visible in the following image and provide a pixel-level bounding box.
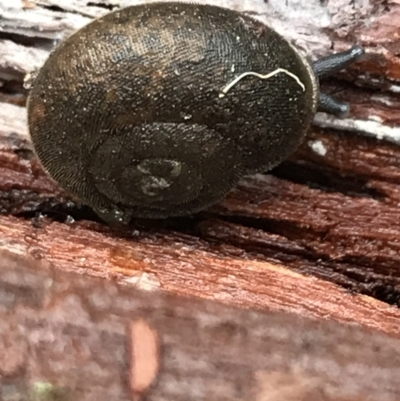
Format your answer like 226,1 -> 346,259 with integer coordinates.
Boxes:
27,2 -> 317,224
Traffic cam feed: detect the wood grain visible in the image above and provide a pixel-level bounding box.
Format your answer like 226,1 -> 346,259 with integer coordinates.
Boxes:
1,249 -> 400,401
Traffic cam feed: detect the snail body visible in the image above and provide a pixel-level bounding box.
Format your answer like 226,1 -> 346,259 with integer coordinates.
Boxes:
27,2 -> 364,224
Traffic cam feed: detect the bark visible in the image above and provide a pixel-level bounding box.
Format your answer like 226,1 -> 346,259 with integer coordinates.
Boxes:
1,0 -> 400,399
1,249 -> 400,401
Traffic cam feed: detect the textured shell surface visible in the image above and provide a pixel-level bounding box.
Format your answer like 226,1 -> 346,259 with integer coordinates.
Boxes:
27,2 -> 317,222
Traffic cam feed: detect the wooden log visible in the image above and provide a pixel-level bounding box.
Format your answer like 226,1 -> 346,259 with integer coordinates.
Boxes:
1,249 -> 400,401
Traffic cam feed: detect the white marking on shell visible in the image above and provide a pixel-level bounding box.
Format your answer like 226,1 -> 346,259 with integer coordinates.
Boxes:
219,68 -> 306,98
141,177 -> 171,196
181,112 -> 192,120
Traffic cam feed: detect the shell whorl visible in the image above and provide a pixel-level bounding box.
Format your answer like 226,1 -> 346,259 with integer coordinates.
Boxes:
88,122 -> 240,214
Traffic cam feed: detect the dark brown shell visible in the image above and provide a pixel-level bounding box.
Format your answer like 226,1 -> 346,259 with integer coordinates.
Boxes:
27,2 -> 318,223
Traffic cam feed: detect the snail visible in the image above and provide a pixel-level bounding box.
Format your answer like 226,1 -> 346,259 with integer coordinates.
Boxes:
27,2 -> 365,225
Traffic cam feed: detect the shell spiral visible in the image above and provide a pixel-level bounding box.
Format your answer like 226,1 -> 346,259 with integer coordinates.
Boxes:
27,2 -> 317,222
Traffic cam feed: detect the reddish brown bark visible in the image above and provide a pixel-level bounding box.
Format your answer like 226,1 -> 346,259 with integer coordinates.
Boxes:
1,250 -> 400,401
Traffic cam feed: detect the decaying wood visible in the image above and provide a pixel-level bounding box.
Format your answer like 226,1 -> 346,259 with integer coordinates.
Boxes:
1,249 -> 400,401
1,0 -> 400,398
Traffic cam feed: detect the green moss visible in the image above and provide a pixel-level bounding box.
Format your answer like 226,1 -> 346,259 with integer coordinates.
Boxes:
29,382 -> 69,401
